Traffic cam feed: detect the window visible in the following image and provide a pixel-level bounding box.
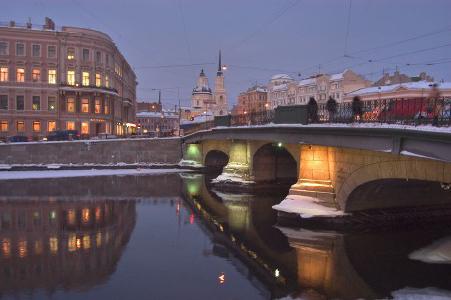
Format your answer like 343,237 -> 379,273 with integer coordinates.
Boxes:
105,75 -> 109,88
32,96 -> 40,110
104,99 -> 109,115
48,69 -> 56,84
32,121 -> 41,132
48,121 -> 56,132
16,96 -> 24,110
66,121 -> 75,130
67,70 -> 75,85
66,97 -> 75,113
95,51 -> 101,63
0,121 -> 7,132
81,98 -> 89,113
47,45 -> 56,58
16,121 -> 25,132
0,95 -> 7,110
0,67 -> 8,82
95,73 -> 101,87
82,71 -> 90,86
16,68 -> 25,82
16,43 -> 25,56
67,47 -> 75,60
82,49 -> 89,61
32,44 -> 41,57
81,122 -> 89,135
48,96 -> 56,111
105,54 -> 109,65
0,42 -> 8,55
32,68 -> 41,82
95,98 -> 101,114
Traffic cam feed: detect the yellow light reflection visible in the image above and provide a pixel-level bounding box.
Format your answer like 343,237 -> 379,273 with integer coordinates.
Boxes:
18,239 -> 27,258
83,235 -> 91,250
2,238 -> 11,258
96,232 -> 102,248
34,240 -> 43,255
67,209 -> 76,225
82,208 -> 90,224
49,237 -> 58,254
68,234 -> 76,252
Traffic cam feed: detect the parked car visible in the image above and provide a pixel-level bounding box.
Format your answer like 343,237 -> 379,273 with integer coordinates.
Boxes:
7,135 -> 29,143
46,130 -> 80,141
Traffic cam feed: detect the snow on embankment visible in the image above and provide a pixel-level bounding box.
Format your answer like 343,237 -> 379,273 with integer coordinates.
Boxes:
272,195 -> 346,218
409,236 -> 451,264
0,168 -> 190,180
391,287 -> 451,300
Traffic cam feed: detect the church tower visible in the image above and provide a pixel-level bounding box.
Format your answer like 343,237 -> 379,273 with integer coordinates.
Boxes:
213,50 -> 228,115
191,69 -> 213,111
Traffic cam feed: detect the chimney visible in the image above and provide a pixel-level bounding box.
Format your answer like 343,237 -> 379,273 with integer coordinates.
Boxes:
26,17 -> 32,29
9,21 -> 15,27
44,17 -> 55,30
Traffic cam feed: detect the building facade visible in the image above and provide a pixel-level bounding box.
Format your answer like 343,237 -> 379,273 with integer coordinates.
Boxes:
268,69 -> 370,109
191,51 -> 228,116
373,71 -> 434,87
0,18 -> 137,140
233,85 -> 268,115
136,110 -> 179,137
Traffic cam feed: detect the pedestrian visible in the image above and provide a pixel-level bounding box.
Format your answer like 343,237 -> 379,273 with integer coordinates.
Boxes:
326,96 -> 337,123
307,97 -> 318,123
352,96 -> 363,122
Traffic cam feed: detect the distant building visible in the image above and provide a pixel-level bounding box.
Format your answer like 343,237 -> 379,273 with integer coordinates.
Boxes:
346,81 -> 451,101
137,101 -> 162,113
268,69 -> 370,109
136,110 -> 179,136
191,51 -> 228,116
373,71 -> 434,87
233,85 -> 268,115
0,17 -> 137,140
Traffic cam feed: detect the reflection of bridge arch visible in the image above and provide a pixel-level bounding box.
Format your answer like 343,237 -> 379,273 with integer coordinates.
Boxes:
253,143 -> 298,183
204,150 -> 229,170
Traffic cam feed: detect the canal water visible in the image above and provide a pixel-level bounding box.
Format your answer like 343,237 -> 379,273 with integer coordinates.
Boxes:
0,172 -> 450,299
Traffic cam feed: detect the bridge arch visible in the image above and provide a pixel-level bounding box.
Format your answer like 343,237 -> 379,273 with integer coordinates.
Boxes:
337,159 -> 451,212
204,150 -> 229,171
252,143 -> 298,183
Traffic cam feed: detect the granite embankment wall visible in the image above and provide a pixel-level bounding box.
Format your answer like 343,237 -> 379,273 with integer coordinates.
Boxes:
0,138 -> 182,165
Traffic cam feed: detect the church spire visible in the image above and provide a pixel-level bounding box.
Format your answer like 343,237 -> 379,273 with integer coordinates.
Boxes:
217,50 -> 223,76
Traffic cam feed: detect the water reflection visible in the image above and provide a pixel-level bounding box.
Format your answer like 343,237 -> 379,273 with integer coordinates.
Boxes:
0,173 -> 450,299
0,199 -> 136,296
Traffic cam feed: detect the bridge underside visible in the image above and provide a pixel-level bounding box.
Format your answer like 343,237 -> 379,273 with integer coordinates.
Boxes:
182,139 -> 451,220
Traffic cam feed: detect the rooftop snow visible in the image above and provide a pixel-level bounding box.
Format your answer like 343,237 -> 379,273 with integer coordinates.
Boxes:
348,81 -> 451,96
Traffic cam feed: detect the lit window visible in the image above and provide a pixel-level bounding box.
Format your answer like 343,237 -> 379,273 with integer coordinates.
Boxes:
16,68 -> 25,82
48,69 -> 56,84
82,48 -> 89,61
81,121 -> 89,135
67,47 -> 75,60
104,99 -> 109,115
47,45 -> 56,58
48,121 -> 56,132
16,43 -> 25,56
49,237 -> 58,254
0,95 -> 7,110
18,239 -> 27,258
95,73 -> 101,87
68,233 -> 76,252
32,96 -> 40,110
66,97 -> 75,113
95,98 -> 101,114
2,238 -> 11,258
0,42 -> 9,55
16,96 -> 24,110
82,71 -> 90,86
32,44 -> 41,57
67,70 -> 75,85
96,232 -> 102,247
34,240 -> 43,255
0,67 -> 8,82
83,235 -> 91,250
32,68 -> 40,82
105,75 -> 109,87
66,121 -> 75,130
48,96 -> 56,111
32,121 -> 41,132
16,121 -> 25,132
0,121 -> 7,132
81,98 -> 89,113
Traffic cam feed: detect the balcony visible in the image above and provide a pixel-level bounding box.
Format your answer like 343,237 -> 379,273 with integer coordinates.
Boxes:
59,82 -> 119,96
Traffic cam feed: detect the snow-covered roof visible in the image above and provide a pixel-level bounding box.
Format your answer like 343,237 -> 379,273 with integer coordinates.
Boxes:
271,74 -> 292,81
298,78 -> 315,86
180,112 -> 215,125
330,69 -> 348,81
272,83 -> 288,91
348,81 -> 451,96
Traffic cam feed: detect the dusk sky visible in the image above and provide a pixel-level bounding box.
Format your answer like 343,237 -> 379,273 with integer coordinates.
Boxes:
3,0 -> 451,109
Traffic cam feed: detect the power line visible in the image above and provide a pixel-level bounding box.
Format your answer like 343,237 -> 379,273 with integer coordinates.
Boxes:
134,62 -> 215,69
176,0 -> 193,63
343,0 -> 353,55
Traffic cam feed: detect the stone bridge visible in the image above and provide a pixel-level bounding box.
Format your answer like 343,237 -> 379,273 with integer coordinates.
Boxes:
181,126 -> 451,217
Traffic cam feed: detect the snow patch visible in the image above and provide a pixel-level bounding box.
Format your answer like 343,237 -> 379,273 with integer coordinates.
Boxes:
400,150 -> 436,160
409,236 -> 451,264
0,168 -> 190,180
272,195 -> 346,218
179,159 -> 203,168
391,287 -> 451,300
211,173 -> 254,185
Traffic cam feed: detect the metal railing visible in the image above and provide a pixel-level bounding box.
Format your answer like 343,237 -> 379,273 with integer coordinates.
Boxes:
230,110 -> 275,126
317,97 -> 451,126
